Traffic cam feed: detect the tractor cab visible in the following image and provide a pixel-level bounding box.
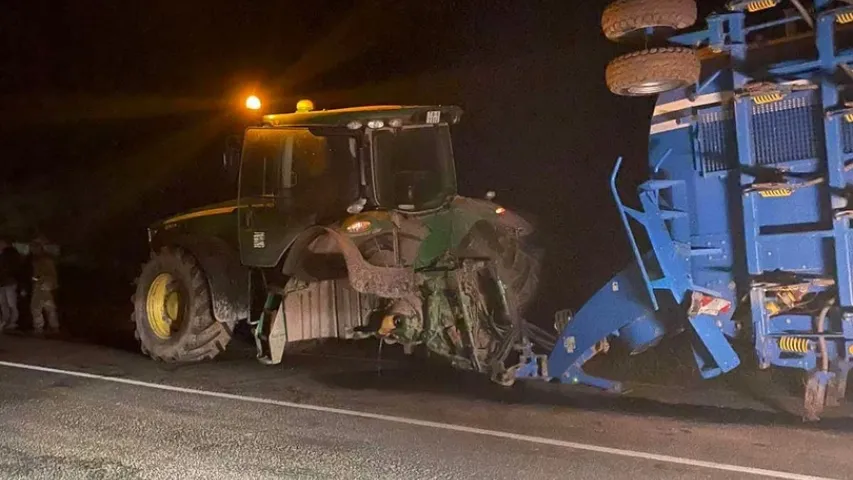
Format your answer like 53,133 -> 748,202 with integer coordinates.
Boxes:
235,103 -> 463,267
239,104 -> 462,217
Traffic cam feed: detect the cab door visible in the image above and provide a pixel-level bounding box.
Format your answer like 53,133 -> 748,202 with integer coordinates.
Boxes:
238,127 -> 360,267
237,128 -> 299,267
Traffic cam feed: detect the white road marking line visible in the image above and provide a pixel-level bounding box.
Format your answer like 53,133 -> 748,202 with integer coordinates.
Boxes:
0,361 -> 833,480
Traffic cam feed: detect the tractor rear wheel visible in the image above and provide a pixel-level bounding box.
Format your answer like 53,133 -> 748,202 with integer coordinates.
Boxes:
605,47 -> 700,96
463,229 -> 540,384
499,238 -> 540,314
133,247 -> 232,362
602,0 -> 697,41
462,226 -> 541,315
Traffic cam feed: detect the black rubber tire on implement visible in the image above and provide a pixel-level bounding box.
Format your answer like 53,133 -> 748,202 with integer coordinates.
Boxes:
601,0 -> 697,41
133,247 -> 232,362
605,47 -> 700,96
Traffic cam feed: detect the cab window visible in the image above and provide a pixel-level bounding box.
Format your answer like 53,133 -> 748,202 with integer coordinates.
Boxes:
239,129 -> 285,198
239,128 -> 358,216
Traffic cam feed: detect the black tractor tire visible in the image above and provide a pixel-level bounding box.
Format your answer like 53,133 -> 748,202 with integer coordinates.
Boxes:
602,0 -> 697,41
132,246 -> 232,362
462,226 -> 541,315
506,242 -> 541,313
606,47 -> 700,96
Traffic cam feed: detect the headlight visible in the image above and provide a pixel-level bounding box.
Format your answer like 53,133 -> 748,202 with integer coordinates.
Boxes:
345,220 -> 373,234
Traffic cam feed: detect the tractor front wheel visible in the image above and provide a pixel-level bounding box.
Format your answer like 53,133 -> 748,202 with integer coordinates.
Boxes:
133,247 -> 232,362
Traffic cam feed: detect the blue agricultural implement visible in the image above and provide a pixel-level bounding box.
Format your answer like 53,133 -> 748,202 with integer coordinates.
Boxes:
525,0 -> 853,420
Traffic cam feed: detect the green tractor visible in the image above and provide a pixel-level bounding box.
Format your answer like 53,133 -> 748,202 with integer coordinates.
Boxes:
132,103 -> 541,383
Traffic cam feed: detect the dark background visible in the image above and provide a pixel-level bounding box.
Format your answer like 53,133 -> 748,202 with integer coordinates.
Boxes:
0,1 -> 725,326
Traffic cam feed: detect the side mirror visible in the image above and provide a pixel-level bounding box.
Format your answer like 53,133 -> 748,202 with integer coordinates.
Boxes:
223,135 -> 242,169
223,135 -> 242,183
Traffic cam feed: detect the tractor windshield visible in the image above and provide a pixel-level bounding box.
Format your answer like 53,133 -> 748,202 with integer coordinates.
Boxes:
372,125 -> 457,211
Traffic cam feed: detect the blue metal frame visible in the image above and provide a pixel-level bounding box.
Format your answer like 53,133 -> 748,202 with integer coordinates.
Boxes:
536,1 -> 853,417
611,157 -> 660,309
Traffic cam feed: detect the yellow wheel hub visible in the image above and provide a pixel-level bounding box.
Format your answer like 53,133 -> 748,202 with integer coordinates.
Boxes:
146,273 -> 182,339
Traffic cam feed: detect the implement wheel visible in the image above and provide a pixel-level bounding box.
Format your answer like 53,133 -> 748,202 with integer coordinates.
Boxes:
606,47 -> 699,96
602,0 -> 697,41
133,247 -> 232,362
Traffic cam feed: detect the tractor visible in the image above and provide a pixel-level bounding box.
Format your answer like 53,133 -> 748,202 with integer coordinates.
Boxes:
132,103 -> 542,385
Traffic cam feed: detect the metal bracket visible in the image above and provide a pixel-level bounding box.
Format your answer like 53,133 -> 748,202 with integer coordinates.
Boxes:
735,81 -> 818,105
826,102 -> 853,122
726,0 -> 780,13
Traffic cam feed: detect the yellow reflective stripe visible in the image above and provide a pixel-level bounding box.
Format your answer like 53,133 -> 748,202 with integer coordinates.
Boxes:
162,203 -> 274,224
837,12 -> 853,24
163,207 -> 236,224
746,0 -> 778,12
752,93 -> 784,105
758,188 -> 793,198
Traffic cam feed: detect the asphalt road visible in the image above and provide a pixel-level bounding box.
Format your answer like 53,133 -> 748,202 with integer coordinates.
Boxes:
1,335 -> 852,479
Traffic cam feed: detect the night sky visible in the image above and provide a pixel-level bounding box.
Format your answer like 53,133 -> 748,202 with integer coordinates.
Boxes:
0,1 -> 724,320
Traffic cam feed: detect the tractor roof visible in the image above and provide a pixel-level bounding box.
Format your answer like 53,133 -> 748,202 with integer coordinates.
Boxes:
262,105 -> 462,128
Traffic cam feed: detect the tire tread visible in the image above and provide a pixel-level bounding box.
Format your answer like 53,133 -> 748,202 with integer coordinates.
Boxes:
605,46 -> 700,96
602,0 -> 697,41
132,247 -> 232,363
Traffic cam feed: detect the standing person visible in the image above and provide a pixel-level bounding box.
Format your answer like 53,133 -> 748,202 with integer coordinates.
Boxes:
30,237 -> 59,335
0,238 -> 21,332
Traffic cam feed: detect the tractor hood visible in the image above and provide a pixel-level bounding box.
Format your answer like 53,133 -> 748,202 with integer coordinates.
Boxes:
413,196 -> 533,269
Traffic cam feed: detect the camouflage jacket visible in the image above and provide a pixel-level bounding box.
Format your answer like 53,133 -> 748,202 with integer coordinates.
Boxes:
32,254 -> 58,290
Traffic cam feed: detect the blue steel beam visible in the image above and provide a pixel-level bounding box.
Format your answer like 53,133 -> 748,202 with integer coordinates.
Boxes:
611,157 -> 659,310
546,264 -> 666,392
816,10 -> 853,308
728,15 -> 763,277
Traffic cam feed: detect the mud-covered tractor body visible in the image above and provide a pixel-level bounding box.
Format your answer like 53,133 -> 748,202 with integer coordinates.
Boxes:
134,105 -> 541,382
